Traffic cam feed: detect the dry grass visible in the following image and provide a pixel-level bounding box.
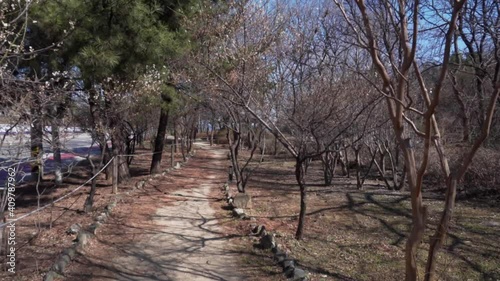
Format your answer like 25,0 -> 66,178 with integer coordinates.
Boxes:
229,152 -> 500,281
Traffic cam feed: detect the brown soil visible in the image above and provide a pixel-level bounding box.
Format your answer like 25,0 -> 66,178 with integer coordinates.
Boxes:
226,153 -> 500,281
0,158 -> 132,281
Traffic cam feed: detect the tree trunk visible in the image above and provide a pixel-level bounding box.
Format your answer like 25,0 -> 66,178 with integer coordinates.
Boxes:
84,161 -> 98,213
104,148 -> 113,181
338,150 -> 348,176
385,144 -> 399,190
475,70 -> 486,127
180,137 -> 186,161
51,122 -> 63,185
171,143 -> 175,167
354,147 -> 362,189
344,146 -> 350,178
150,108 -> 169,174
450,74 -> 471,142
295,158 -> 307,240
402,139 -> 427,281
424,177 -> 458,281
361,146 -> 378,188
274,134 -> 279,156
228,129 -> 244,193
209,125 -> 214,146
112,133 -> 130,182
30,101 -> 44,182
372,151 -> 393,190
380,152 -> 386,176
332,152 -> 339,176
395,164 -> 406,191
88,90 -> 111,180
322,151 -> 334,185
174,128 -> 179,153
187,126 -> 195,153
112,156 -> 118,194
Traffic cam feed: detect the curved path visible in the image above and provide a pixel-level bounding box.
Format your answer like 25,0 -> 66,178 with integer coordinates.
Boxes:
65,144 -> 246,281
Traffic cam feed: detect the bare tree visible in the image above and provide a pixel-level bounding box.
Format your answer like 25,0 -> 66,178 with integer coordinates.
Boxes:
334,0 -> 499,279
194,0 -> 376,239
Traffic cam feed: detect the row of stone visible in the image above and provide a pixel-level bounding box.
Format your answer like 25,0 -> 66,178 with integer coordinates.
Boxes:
221,183 -> 307,280
251,225 -> 308,281
44,200 -> 117,281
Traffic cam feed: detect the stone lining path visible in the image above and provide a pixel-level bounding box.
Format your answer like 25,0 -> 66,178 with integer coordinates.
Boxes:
64,143 -> 247,281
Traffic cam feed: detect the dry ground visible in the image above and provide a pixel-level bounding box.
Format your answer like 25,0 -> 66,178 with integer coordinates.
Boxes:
2,143 -> 499,281
223,153 -> 500,281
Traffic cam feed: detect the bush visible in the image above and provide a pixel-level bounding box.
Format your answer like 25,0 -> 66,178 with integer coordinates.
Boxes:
424,145 -> 500,198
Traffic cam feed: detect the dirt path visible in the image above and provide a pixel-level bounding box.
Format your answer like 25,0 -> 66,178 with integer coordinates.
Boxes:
64,144 -> 247,281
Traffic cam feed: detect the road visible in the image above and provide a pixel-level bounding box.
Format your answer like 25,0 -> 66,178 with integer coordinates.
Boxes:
0,132 -> 100,184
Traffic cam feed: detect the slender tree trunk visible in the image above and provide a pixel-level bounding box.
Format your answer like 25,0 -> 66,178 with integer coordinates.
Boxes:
274,135 -> 279,156
174,128 -> 179,153
187,126 -> 194,153
450,74 -> 471,142
385,144 -> 400,190
295,158 -> 307,240
84,137 -> 106,213
209,124 -> 214,146
344,146 -> 350,178
354,147 -> 362,189
112,133 -> 130,182
332,152 -> 339,176
31,100 -> 44,182
180,136 -> 186,161
380,152 -> 386,176
112,155 -> 118,194
150,108 -> 169,174
339,150 -> 348,176
322,151 -> 334,185
361,146 -> 378,188
170,143 -> 175,167
402,139 -> 426,281
87,88 -> 111,181
424,177 -> 458,281
104,147 -> 113,181
475,71 -> 486,127
397,165 -> 406,190
370,149 -> 393,190
84,160 -> 98,213
228,129 -> 244,193
51,122 -> 63,185
84,175 -> 98,213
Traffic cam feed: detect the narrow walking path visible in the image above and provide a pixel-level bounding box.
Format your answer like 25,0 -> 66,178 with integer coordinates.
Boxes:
64,144 -> 247,281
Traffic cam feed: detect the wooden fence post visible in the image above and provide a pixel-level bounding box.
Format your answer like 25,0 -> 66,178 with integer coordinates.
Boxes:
112,156 -> 118,194
171,145 -> 174,167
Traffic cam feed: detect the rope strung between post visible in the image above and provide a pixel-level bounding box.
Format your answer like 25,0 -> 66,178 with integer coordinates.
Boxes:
0,145 -> 181,227
119,144 -> 177,157
0,148 -> 173,169
0,156 -> 115,228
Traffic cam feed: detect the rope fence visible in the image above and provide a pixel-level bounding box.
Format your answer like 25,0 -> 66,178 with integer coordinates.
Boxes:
0,144 -> 186,227
0,156 -> 115,228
